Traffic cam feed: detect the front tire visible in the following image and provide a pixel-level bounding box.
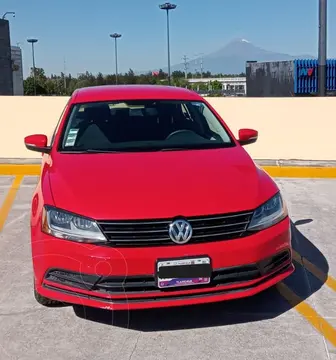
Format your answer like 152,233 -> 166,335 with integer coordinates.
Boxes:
34,285 -> 63,307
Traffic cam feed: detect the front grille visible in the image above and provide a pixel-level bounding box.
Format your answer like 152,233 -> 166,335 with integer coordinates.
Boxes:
97,211 -> 254,247
44,250 -> 291,296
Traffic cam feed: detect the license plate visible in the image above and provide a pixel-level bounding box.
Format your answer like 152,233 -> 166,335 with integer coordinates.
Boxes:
156,256 -> 211,289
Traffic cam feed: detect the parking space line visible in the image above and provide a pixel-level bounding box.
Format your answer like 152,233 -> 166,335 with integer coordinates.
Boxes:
293,250 -> 336,293
0,175 -> 24,232
0,165 -> 41,176
1,164 -> 336,178
277,282 -> 336,347
263,166 -> 336,178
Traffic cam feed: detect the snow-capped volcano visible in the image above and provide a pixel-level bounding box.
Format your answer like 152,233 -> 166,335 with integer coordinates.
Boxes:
165,39 -> 314,74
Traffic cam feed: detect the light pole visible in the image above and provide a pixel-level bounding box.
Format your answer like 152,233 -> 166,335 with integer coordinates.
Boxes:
110,33 -> 122,85
2,12 -> 15,20
27,38 -> 38,96
318,0 -> 327,96
159,2 -> 177,86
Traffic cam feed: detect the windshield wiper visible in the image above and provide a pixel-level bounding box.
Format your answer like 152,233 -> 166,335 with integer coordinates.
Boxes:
85,149 -> 122,153
60,149 -> 122,154
159,147 -> 192,151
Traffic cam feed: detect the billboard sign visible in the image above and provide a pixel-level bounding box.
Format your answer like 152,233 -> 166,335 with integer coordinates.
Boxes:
299,68 -> 314,77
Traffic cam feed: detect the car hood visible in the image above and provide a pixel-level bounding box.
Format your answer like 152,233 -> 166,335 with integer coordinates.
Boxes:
47,147 -> 278,220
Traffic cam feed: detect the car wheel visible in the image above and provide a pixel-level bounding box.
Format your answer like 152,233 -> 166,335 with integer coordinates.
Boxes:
34,285 -> 63,307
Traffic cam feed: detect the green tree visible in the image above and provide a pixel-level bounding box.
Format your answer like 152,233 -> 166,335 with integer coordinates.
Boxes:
96,72 -> 105,86
124,69 -> 137,84
22,66 -> 244,96
211,80 -> 222,91
24,76 -> 48,95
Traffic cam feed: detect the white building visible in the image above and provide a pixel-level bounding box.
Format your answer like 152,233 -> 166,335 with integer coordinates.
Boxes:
187,77 -> 246,95
11,46 -> 24,96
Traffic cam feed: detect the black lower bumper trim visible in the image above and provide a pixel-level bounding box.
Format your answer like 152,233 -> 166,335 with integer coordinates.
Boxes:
42,263 -> 292,304
44,250 -> 291,295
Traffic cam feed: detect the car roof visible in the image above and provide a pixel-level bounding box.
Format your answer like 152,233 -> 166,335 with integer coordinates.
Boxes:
71,85 -> 203,104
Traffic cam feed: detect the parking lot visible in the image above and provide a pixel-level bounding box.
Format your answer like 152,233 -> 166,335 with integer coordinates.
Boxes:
0,175 -> 335,360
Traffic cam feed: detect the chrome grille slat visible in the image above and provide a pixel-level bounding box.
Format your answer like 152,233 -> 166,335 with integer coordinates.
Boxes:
107,237 -> 171,243
192,221 -> 249,231
192,229 -> 245,238
97,210 -> 254,247
98,220 -> 171,226
188,212 -> 253,222
104,228 -> 169,234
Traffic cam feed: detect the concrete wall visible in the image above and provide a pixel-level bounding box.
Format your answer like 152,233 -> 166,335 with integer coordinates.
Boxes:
246,61 -> 294,97
0,96 -> 335,161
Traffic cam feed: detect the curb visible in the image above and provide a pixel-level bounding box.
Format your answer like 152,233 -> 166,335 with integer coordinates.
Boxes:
1,160 -> 336,178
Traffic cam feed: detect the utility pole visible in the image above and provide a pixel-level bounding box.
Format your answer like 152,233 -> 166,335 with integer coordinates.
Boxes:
182,55 -> 189,79
2,12 -> 15,20
110,33 -> 122,84
318,0 -> 327,96
27,38 -> 38,96
193,53 -> 204,79
159,3 -> 177,86
63,58 -> 67,92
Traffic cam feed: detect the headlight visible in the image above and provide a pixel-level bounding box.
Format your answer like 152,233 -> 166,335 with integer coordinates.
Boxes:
42,206 -> 106,243
247,192 -> 288,231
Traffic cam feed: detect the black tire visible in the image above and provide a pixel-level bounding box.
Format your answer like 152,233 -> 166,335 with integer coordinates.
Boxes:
34,286 -> 63,307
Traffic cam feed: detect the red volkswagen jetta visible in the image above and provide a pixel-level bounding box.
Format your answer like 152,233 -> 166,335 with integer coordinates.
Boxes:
24,85 -> 294,310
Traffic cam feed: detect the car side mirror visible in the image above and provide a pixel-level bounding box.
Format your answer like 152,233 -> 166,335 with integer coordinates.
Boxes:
24,134 -> 51,154
238,129 -> 258,146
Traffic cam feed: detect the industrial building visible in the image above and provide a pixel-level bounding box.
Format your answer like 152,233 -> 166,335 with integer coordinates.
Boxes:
0,19 -> 24,96
11,46 -> 24,95
0,19 -> 13,95
246,59 -> 336,97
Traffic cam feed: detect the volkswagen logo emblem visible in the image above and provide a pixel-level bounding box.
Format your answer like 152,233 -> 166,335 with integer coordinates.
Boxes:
168,219 -> 193,244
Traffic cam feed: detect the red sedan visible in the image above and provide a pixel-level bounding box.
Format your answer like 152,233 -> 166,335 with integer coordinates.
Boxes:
24,85 -> 294,310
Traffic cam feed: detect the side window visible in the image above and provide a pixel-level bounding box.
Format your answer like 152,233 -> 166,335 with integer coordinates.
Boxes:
48,101 -> 70,146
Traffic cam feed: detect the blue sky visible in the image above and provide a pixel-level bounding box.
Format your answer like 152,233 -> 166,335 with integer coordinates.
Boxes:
2,0 -> 335,78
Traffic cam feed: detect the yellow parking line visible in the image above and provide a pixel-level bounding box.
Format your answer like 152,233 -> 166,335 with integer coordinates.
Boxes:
293,250 -> 336,293
1,164 -> 336,178
263,166 -> 336,178
0,164 -> 41,176
277,282 -> 336,347
0,175 -> 24,232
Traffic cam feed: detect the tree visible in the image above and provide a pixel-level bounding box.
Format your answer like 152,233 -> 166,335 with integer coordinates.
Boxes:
211,80 -> 222,91
124,69 -> 137,84
22,66 -> 244,96
24,76 -> 48,95
172,70 -> 184,78
96,72 -> 105,86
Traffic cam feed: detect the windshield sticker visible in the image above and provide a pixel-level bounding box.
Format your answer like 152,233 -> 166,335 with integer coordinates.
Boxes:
65,128 -> 79,147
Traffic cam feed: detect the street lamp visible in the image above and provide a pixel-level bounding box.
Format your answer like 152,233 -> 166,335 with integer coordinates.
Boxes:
318,0 -> 327,96
2,12 -> 15,19
110,33 -> 122,85
27,38 -> 38,96
159,2 -> 177,86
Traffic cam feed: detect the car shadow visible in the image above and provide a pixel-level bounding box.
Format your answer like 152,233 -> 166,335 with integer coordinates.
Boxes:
72,218 -> 329,331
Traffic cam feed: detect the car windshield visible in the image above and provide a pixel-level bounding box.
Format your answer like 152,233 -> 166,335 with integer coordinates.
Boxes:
59,100 -> 235,152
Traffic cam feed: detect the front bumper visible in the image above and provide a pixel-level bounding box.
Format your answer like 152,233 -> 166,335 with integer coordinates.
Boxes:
32,217 -> 294,310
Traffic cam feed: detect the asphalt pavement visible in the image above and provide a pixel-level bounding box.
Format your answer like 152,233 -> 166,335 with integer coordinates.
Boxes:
0,176 -> 335,360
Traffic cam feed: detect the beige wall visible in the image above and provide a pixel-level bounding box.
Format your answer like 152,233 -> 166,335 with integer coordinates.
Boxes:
0,95 -> 335,160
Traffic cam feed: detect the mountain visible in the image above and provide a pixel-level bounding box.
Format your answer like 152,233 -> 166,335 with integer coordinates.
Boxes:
161,39 -> 315,75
